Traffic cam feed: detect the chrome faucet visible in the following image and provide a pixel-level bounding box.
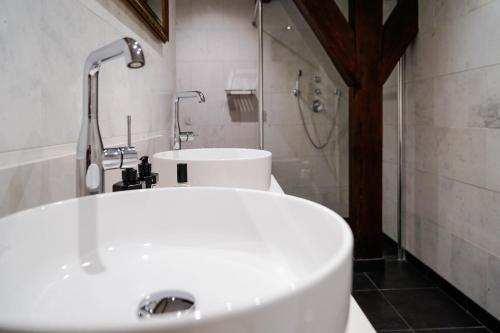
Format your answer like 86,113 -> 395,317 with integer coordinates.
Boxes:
76,37 -> 145,197
172,91 -> 206,150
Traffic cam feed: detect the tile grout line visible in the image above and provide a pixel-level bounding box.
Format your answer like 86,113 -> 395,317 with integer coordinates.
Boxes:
411,326 -> 487,331
370,259 -> 492,333
353,287 -> 439,293
432,287 -> 494,333
379,287 -> 438,291
364,273 -> 415,331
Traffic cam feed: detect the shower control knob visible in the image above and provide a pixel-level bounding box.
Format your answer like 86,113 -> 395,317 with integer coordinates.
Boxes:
312,99 -> 323,113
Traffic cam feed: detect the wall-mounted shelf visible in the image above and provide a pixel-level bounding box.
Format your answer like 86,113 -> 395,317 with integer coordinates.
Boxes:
225,89 -> 258,121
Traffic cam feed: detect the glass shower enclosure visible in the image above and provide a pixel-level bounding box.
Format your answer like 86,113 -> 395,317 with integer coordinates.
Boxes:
260,0 -> 350,217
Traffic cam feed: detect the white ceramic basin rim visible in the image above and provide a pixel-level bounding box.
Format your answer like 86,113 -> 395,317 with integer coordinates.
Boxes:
154,148 -> 271,162
0,187 -> 353,333
153,148 -> 272,190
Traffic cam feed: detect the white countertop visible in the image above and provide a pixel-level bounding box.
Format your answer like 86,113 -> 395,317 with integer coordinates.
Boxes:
269,175 -> 376,333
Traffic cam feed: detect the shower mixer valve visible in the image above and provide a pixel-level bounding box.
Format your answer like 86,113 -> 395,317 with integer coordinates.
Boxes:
312,99 -> 324,113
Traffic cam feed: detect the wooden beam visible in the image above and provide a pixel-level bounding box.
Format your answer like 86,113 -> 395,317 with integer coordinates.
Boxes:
348,0 -> 383,259
380,0 -> 418,83
293,0 -> 358,86
293,0 -> 417,261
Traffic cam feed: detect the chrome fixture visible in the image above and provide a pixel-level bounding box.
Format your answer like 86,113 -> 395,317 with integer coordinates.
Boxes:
293,69 -> 342,150
76,37 -> 145,197
251,0 -> 265,149
172,91 -> 206,150
312,99 -> 323,113
397,55 -> 406,261
257,0 -> 264,149
138,290 -> 195,318
292,69 -> 302,97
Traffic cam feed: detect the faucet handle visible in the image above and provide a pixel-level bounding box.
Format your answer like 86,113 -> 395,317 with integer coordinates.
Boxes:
102,147 -> 138,170
103,148 -> 123,170
121,147 -> 138,168
179,131 -> 196,143
127,115 -> 132,147
121,115 -> 137,168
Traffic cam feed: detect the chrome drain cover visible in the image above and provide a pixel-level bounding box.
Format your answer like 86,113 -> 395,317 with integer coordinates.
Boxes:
138,290 -> 195,318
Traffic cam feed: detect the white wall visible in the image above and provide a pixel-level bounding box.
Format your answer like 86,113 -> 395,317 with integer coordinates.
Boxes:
0,0 -> 176,217
403,0 -> 500,319
175,0 -> 259,149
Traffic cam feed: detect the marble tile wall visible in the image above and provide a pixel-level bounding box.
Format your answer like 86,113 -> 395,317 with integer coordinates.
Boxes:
383,68 -> 399,241
0,0 -> 176,217
403,0 -> 500,319
174,0 -> 259,151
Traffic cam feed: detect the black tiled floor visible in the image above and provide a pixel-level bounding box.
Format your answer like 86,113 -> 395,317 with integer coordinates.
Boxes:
366,261 -> 435,290
353,273 -> 377,291
383,289 -> 480,329
353,291 -> 410,331
353,243 -> 492,333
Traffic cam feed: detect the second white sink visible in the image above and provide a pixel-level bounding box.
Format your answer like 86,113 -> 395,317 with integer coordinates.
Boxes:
153,148 -> 272,190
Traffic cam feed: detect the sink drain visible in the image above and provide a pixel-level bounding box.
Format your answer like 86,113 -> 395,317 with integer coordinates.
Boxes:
138,290 -> 195,318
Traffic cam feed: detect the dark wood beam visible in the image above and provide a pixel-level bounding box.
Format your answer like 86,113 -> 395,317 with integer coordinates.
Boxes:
380,0 -> 418,83
293,0 -> 358,86
348,0 -> 383,259
293,0 -> 417,261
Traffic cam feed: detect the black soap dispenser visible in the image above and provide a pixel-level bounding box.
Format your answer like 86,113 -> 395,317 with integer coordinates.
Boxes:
112,168 -> 143,192
138,156 -> 159,189
177,163 -> 189,187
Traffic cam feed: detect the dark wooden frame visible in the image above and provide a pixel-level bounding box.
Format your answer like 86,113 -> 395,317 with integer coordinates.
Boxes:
125,0 -> 169,43
294,0 -> 418,260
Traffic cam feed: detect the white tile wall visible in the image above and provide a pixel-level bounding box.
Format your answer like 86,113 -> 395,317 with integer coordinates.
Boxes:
0,0 -> 176,217
175,0 -> 259,151
382,66 -> 399,240
401,0 -> 500,319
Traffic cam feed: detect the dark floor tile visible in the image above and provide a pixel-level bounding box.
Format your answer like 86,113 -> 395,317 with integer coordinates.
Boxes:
367,261 -> 435,289
383,289 -> 481,329
353,273 -> 377,291
353,290 -> 410,331
414,328 -> 489,332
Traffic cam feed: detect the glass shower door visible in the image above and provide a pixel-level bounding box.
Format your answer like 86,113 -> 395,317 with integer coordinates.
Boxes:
261,0 -> 349,217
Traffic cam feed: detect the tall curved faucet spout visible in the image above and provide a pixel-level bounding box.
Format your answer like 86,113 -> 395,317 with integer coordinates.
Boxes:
76,37 -> 145,197
172,91 -> 206,150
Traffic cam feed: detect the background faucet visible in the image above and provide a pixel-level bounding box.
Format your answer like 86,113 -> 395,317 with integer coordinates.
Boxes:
76,37 -> 145,197
172,91 -> 206,150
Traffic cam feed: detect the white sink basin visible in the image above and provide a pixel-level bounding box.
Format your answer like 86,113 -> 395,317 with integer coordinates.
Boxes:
153,148 -> 272,190
0,188 -> 353,333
